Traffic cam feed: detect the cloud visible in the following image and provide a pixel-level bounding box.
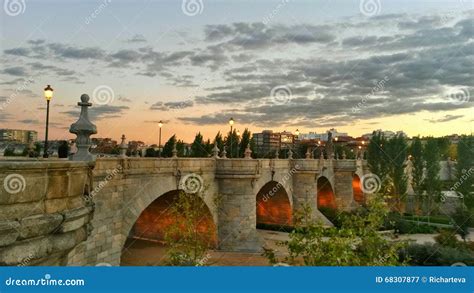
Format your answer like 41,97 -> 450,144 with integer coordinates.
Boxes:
62,105 -> 129,121
150,100 -> 194,111
426,114 -> 464,123
2,67 -> 28,76
126,34 -> 147,43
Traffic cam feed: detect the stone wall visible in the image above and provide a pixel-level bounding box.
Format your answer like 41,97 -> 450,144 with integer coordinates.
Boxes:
0,160 -> 94,266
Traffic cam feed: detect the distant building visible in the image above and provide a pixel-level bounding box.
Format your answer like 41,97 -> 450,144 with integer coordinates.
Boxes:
252,130 -> 297,156
298,128 -> 348,142
0,129 -> 37,144
362,129 -> 407,139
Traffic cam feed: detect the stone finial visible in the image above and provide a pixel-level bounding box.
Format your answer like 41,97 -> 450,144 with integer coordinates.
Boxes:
275,149 -> 279,159
212,144 -> 220,158
305,148 -> 311,159
320,151 -> 324,160
342,151 -> 347,160
172,143 -> 178,158
69,94 -> 97,161
119,134 -> 127,158
288,149 -> 293,159
221,147 -> 227,158
244,144 -> 252,159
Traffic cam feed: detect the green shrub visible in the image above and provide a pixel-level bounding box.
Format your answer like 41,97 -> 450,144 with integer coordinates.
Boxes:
435,229 -> 461,248
400,243 -> 474,266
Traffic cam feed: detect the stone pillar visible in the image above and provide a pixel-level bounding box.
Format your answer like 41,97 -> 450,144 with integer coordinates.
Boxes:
333,163 -> 357,211
69,94 -> 97,161
215,160 -> 262,251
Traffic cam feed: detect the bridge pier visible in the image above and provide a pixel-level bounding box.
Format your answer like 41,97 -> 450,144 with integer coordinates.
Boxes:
215,160 -> 263,251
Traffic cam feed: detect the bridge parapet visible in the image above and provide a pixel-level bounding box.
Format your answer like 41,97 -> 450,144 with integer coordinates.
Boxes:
216,159 -> 259,178
0,160 -> 94,265
334,159 -> 358,171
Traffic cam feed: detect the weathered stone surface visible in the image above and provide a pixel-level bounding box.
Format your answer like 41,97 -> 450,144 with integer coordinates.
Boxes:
0,220 -> 20,247
58,206 -> 92,233
19,213 -> 63,240
46,172 -> 69,199
0,202 -> 45,221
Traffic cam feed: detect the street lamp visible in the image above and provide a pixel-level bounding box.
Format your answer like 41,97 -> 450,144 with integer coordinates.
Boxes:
229,117 -> 234,158
43,85 -> 53,158
158,120 -> 163,157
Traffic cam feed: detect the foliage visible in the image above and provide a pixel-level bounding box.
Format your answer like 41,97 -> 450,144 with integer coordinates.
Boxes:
422,138 -> 442,215
450,206 -> 473,240
238,128 -> 251,157
161,135 -> 177,157
213,132 -> 225,154
385,134 -> 408,212
435,229 -> 461,248
384,212 -> 438,234
225,129 -> 240,158
367,131 -> 390,192
3,147 -> 16,156
56,140 -> 69,158
456,135 -> 474,209
164,191 -> 213,266
400,243 -> 474,266
264,196 -> 407,266
144,147 -> 158,157
190,132 -> 208,157
410,137 -> 424,213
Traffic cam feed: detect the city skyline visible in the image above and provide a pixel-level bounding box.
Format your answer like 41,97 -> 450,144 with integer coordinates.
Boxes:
1,0 -> 473,144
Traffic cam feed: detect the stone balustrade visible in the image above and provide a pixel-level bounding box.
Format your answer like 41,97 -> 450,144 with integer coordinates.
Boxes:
0,160 -> 94,266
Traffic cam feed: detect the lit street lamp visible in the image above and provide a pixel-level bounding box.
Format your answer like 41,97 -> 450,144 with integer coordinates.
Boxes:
43,85 -> 53,158
229,117 -> 234,158
158,120 -> 163,157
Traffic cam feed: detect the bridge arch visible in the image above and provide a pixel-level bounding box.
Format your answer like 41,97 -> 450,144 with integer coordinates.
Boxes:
120,178 -> 218,264
256,181 -> 293,228
316,176 -> 336,209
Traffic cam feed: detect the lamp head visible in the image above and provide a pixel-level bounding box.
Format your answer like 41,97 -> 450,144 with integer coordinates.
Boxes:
44,85 -> 53,101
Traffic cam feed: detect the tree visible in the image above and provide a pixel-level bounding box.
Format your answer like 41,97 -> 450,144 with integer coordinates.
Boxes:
190,132 -> 208,157
456,135 -> 474,209
144,148 -> 157,157
423,138 -> 442,215
4,147 -> 15,156
367,131 -> 389,192
410,137 -> 424,214
164,191 -> 213,266
385,134 -> 408,212
239,128 -> 251,157
162,135 -> 177,157
263,196 -> 406,266
225,129 -> 240,158
58,140 -> 69,158
213,132 -> 225,153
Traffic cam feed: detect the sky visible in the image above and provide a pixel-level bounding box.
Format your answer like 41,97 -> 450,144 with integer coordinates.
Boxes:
0,0 -> 473,144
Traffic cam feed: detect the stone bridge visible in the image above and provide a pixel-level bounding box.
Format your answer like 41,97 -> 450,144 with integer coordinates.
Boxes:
0,156 -> 369,266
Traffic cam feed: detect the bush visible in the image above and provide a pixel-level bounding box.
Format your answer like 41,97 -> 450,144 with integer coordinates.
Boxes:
401,243 -> 474,266
435,229 -> 461,248
384,212 -> 437,234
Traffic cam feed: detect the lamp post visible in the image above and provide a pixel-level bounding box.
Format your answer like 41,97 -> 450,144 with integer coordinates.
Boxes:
229,117 -> 234,158
43,85 -> 53,158
158,120 -> 163,157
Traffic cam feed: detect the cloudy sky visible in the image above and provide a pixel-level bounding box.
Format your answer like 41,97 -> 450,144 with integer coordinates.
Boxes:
0,0 -> 472,144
